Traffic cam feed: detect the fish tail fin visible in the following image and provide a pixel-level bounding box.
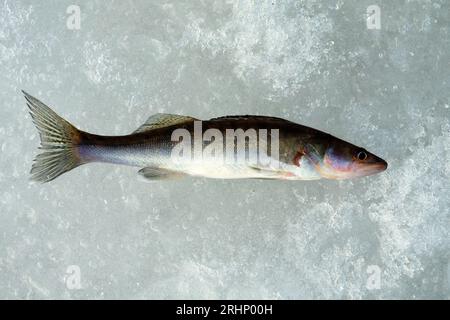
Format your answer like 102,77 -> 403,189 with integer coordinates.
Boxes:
23,90 -> 84,183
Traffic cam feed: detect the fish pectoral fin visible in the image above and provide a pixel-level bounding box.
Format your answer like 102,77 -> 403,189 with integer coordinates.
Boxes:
138,167 -> 187,181
133,113 -> 199,133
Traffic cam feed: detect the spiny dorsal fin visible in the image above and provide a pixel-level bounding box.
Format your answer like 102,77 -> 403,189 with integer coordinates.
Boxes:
208,115 -> 292,123
133,113 -> 198,134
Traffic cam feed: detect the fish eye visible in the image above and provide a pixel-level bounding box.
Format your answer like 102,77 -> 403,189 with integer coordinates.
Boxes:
357,151 -> 367,161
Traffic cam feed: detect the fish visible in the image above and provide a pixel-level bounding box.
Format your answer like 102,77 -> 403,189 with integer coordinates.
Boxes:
23,91 -> 387,183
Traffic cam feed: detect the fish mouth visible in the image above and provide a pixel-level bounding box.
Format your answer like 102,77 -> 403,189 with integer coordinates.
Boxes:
358,157 -> 388,176
374,155 -> 388,171
371,160 -> 388,172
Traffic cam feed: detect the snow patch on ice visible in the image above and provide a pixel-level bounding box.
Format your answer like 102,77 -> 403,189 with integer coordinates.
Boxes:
181,1 -> 332,97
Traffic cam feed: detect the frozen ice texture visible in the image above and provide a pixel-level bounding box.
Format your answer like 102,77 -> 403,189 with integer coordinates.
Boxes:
0,0 -> 449,299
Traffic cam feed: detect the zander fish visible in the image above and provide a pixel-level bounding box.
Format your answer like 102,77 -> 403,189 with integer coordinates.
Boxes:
23,91 -> 387,183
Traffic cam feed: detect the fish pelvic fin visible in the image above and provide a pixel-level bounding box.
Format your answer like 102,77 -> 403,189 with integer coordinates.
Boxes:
23,90 -> 84,183
138,167 -> 187,181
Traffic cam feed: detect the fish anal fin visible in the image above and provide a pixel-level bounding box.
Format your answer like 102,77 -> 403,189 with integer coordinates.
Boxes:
138,167 -> 186,181
133,113 -> 198,134
248,165 -> 294,179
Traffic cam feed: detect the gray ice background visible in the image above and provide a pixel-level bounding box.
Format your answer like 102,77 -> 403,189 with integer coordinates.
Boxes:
1,0 -> 449,299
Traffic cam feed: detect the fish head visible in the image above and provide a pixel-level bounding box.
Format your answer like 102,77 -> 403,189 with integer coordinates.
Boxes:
306,138 -> 387,180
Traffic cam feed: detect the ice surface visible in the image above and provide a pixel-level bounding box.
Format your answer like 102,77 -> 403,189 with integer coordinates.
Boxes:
0,0 -> 449,299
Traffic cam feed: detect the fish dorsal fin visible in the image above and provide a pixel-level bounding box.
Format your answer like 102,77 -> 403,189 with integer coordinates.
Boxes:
208,115 -> 291,123
133,113 -> 198,133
